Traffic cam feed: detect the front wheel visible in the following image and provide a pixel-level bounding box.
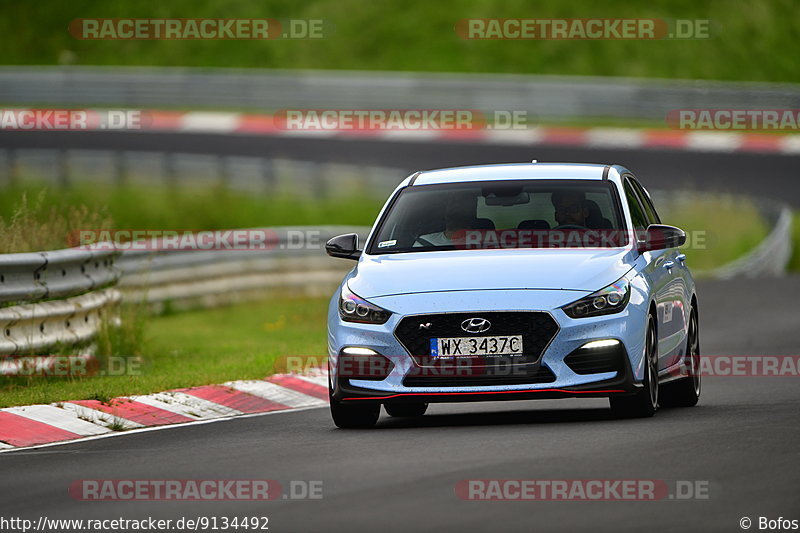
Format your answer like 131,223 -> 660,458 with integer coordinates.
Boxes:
610,314 -> 658,418
659,308 -> 701,408
330,399 -> 380,428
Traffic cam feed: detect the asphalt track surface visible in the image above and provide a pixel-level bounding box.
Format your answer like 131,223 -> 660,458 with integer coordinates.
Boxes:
0,132 -> 798,532
2,130 -> 800,205
1,264 -> 799,532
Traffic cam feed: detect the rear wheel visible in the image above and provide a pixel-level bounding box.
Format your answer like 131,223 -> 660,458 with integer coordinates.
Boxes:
384,403 -> 428,417
659,308 -> 701,408
610,314 -> 658,418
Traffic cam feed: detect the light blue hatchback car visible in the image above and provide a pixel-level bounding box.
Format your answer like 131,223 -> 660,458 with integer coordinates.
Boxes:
325,163 -> 700,428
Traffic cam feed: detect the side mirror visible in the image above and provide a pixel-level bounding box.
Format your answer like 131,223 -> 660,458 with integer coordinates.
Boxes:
637,224 -> 686,252
325,233 -> 362,260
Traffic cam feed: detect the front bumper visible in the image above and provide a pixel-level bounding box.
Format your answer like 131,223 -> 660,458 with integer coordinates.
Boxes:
328,289 -> 648,404
332,354 -> 640,404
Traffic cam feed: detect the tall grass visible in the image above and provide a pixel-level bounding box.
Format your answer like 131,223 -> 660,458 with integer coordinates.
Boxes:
0,190 -> 112,253
0,183 -> 383,251
95,300 -> 148,360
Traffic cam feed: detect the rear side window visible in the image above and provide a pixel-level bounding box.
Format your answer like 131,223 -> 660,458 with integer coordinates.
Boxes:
624,179 -> 648,231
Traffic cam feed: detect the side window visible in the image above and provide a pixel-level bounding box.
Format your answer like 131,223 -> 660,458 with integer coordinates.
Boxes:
630,178 -> 661,224
623,179 -> 648,231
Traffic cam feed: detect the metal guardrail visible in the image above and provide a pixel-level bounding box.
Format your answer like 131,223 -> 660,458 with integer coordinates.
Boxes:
0,228 -> 363,355
2,66 -> 800,120
0,247 -> 118,305
116,226 -> 368,311
0,246 -> 119,355
0,288 -> 119,356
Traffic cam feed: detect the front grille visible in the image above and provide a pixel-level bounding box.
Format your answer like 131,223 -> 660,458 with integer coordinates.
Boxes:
564,344 -> 626,375
403,363 -> 556,387
395,311 -> 559,368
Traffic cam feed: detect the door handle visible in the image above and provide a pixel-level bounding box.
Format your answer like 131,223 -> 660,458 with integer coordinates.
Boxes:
663,260 -> 675,270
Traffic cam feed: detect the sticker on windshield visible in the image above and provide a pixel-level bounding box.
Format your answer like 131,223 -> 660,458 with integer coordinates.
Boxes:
378,240 -> 397,248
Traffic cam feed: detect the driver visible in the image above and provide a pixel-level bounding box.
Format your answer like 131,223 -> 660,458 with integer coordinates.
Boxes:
552,190 -> 589,228
416,194 -> 475,246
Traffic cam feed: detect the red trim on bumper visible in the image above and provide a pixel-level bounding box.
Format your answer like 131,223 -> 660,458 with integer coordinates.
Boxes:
342,388 -> 627,400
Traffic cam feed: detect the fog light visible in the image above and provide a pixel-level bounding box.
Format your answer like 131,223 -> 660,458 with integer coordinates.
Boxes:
341,347 -> 378,356
338,347 -> 394,380
581,339 -> 621,349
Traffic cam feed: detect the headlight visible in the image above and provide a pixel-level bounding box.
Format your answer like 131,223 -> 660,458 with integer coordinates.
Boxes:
339,284 -> 391,324
562,277 -> 630,319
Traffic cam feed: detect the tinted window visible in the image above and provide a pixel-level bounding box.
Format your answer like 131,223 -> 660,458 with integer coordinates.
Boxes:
369,180 -> 627,254
624,179 -> 649,231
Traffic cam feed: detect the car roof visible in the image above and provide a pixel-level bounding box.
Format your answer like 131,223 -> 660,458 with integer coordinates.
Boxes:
407,163 -> 629,187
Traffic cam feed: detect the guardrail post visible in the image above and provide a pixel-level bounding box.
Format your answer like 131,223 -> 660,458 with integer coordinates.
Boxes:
262,158 -> 275,190
310,161 -> 327,198
163,152 -> 176,185
56,149 -> 70,188
114,151 -> 128,185
5,148 -> 18,186
217,155 -> 229,186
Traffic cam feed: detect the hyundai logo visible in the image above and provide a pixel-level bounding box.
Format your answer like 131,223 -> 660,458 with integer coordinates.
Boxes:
461,318 -> 491,333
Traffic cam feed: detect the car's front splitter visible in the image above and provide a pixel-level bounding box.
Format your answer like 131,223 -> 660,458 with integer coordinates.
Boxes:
331,356 -> 640,405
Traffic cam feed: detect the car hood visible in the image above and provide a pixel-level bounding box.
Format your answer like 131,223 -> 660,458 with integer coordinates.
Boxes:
348,248 -> 635,298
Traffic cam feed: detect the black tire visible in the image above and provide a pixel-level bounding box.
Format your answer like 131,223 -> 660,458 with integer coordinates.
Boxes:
384,403 -> 428,417
610,314 -> 658,418
659,308 -> 701,408
330,399 -> 380,428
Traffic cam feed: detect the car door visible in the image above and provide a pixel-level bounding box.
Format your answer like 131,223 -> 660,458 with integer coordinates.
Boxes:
624,176 -> 673,372
627,176 -> 689,371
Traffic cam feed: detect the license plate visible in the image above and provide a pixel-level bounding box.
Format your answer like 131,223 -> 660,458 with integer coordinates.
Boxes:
430,335 -> 523,357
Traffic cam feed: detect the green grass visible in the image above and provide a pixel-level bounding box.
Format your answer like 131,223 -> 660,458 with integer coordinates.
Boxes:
660,195 -> 769,271
1,0 -> 798,83
0,294 -> 329,408
0,182 -> 383,252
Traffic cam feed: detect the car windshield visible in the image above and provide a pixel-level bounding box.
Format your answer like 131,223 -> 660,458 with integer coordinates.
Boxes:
368,179 -> 628,254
